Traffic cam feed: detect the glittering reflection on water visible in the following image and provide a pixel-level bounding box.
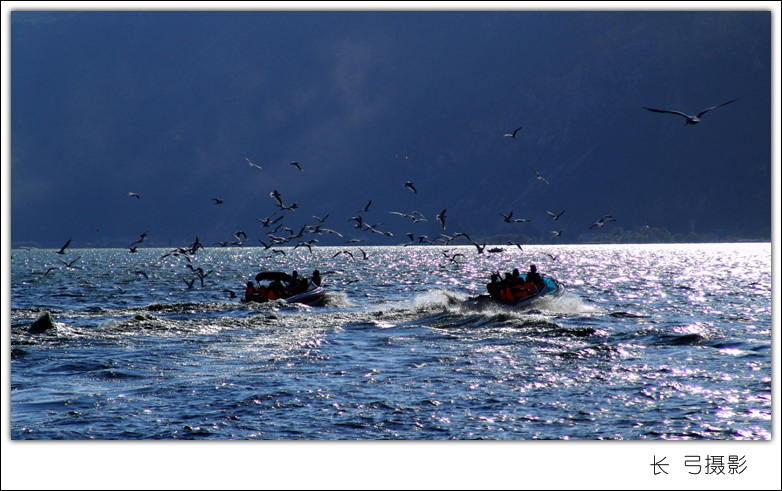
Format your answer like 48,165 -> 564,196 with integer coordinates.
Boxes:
10,243 -> 771,440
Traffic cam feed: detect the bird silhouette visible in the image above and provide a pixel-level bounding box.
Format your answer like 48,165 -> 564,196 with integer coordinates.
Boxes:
356,200 -> 372,214
58,256 -> 81,268
547,210 -> 566,220
290,161 -> 303,171
128,192 -> 140,199
404,181 -> 418,194
500,211 -> 531,223
436,209 -> 447,230
590,215 -> 616,230
55,238 -> 72,255
245,156 -> 262,170
270,189 -> 284,207
642,98 -> 739,125
534,169 -> 550,185
213,198 -> 223,204
503,126 -> 523,138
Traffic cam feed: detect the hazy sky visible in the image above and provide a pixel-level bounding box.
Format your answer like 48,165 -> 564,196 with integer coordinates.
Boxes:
6,4 -> 778,249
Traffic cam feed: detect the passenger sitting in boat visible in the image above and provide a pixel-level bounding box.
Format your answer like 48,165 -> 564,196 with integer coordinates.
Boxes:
287,271 -> 303,296
256,283 -> 270,302
512,276 -> 538,301
270,279 -> 286,299
487,273 -> 501,299
311,270 -> 322,287
526,264 -> 544,290
499,272 -> 514,302
244,281 -> 258,302
265,282 -> 278,300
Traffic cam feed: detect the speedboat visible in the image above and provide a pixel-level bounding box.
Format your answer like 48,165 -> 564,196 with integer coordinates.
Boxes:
242,271 -> 326,307
464,274 -> 564,309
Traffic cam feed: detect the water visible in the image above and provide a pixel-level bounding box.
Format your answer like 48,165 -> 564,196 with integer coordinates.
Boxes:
9,243 -> 772,442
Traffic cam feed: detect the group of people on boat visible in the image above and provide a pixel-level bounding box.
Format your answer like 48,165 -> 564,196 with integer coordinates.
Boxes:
486,264 -> 545,303
244,270 -> 322,303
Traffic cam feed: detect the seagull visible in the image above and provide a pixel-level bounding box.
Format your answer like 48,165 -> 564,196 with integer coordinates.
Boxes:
313,214 -> 329,223
642,98 -> 740,125
245,156 -> 262,170
436,209 -> 447,230
503,126 -> 523,138
534,169 -> 550,185
128,192 -> 141,199
551,230 -> 564,237
320,228 -> 343,238
212,198 -> 223,204
134,270 -> 149,279
500,211 -> 531,223
276,202 -> 299,212
590,215 -> 616,230
403,181 -> 418,194
356,200 -> 372,214
270,189 -> 283,207
290,161 -> 303,171
55,238 -> 72,255
58,256 -> 81,268
547,210 -> 566,220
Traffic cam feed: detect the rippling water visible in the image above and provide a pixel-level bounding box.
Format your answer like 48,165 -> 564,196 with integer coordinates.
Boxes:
9,243 -> 772,441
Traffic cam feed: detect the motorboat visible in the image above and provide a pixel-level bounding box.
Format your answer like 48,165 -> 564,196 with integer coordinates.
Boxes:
464,274 -> 564,309
242,271 -> 326,307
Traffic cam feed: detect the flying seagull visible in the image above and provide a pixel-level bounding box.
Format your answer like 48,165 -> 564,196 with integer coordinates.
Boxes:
500,211 -> 531,223
642,97 -> 740,125
547,210 -> 566,220
128,192 -> 140,199
213,198 -> 224,204
290,161 -> 303,171
270,189 -> 284,207
404,181 -> 418,195
58,255 -> 81,268
436,209 -> 447,230
245,156 -> 262,170
534,169 -> 550,185
503,126 -> 523,138
55,238 -> 72,255
356,199 -> 372,214
590,215 -> 616,230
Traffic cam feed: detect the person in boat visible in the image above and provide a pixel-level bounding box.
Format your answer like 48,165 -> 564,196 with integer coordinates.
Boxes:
264,282 -> 278,301
515,275 -> 538,301
487,273 -> 501,300
508,269 -> 531,301
311,270 -> 322,288
526,264 -> 544,290
270,279 -> 286,299
244,281 -> 258,302
288,270 -> 308,295
255,282 -> 271,302
499,272 -> 515,302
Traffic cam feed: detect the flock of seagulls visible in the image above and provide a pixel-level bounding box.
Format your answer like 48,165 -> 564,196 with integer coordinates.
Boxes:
43,97 -> 739,290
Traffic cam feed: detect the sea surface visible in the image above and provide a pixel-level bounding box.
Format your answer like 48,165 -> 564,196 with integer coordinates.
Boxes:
9,243 -> 772,441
